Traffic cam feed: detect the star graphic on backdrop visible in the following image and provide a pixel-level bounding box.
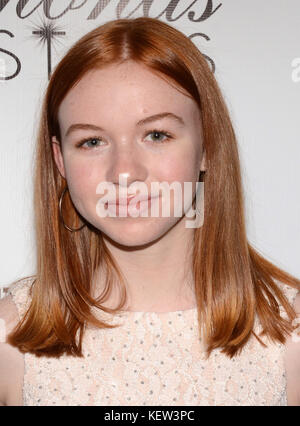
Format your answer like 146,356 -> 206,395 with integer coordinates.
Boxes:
30,18 -> 66,80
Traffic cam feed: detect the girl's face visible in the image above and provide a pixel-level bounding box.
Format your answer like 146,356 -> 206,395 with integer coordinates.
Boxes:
52,61 -> 206,246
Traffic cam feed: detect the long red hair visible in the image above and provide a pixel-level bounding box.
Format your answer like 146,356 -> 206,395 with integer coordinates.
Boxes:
8,17 -> 300,358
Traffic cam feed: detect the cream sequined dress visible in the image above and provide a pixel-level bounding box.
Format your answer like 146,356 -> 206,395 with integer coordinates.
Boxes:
5,276 -> 299,406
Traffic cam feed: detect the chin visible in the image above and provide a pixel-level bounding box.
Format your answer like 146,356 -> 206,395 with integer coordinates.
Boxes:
93,216 -> 180,248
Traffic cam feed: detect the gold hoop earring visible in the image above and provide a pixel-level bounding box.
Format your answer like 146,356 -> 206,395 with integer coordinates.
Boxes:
59,186 -> 86,232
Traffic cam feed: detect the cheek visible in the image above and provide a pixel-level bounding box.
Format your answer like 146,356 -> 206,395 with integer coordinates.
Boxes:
156,149 -> 200,213
156,149 -> 200,184
63,157 -> 103,200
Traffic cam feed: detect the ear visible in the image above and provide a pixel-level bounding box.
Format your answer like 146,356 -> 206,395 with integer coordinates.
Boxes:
51,136 -> 66,179
200,149 -> 206,172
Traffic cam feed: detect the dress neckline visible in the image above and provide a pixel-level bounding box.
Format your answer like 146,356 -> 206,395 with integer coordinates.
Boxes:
118,305 -> 198,315
90,303 -> 199,325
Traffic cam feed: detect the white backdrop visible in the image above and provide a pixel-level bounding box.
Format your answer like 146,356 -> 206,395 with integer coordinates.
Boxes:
1,0 -> 299,293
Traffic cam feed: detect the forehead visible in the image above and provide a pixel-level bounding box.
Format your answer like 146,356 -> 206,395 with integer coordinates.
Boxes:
58,61 -> 200,131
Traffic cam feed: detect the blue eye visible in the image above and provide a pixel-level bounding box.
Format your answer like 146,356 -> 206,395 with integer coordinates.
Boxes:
76,130 -> 173,149
76,137 -> 105,149
145,130 -> 172,143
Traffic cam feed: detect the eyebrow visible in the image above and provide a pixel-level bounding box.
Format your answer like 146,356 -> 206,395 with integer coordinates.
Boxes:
64,112 -> 185,138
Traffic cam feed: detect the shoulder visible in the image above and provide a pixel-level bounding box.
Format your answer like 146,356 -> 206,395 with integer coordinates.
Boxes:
0,276 -> 34,406
275,280 -> 299,309
7,275 -> 35,317
0,274 -> 35,343
283,289 -> 300,406
0,292 -> 20,342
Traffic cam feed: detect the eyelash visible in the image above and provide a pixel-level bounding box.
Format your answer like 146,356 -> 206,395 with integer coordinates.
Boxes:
75,129 -> 173,149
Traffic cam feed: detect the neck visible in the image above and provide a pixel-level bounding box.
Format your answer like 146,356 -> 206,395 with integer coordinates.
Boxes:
93,220 -> 196,312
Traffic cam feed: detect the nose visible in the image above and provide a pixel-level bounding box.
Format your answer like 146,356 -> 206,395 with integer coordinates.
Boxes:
105,144 -> 148,191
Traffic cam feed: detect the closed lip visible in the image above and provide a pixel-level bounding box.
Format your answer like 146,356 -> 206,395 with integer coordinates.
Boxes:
107,195 -> 159,206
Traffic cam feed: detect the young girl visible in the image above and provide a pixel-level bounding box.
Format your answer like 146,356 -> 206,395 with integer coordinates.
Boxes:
0,17 -> 299,406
